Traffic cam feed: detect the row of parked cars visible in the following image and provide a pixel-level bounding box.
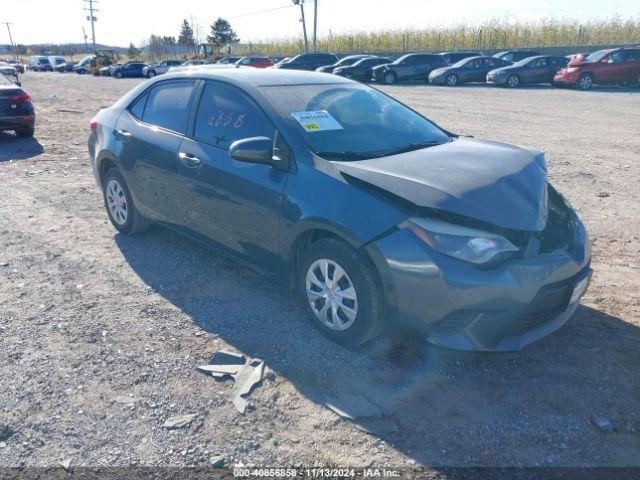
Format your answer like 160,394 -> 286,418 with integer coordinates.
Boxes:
273,48 -> 640,90
16,46 -> 640,90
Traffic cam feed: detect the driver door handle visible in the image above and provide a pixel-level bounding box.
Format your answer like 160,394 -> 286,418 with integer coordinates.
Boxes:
115,129 -> 132,141
178,152 -> 202,168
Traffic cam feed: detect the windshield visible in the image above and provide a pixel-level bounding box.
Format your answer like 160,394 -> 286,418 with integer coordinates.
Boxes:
512,57 -> 536,67
336,56 -> 364,66
391,54 -> 414,65
451,57 -> 476,68
0,73 -> 14,85
260,83 -> 450,160
586,50 -> 609,62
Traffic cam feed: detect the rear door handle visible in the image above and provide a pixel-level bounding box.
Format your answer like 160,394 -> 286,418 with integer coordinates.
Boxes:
115,129 -> 132,141
178,152 -> 202,168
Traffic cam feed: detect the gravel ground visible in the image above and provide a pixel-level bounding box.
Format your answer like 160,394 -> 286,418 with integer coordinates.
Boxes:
0,73 -> 639,472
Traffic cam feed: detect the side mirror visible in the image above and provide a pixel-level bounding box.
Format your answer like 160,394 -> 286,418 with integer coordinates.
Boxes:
229,136 -> 275,165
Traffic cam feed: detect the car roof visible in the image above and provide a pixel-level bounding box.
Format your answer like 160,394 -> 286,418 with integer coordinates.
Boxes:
163,66 -> 350,87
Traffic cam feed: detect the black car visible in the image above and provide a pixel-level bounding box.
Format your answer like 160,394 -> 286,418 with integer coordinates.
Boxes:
487,55 -> 569,87
275,52 -> 338,71
428,56 -> 511,86
111,62 -> 147,79
438,51 -> 482,65
216,56 -> 241,65
493,50 -> 540,63
0,74 -> 35,137
371,53 -> 447,84
334,56 -> 392,81
316,54 -> 372,73
55,62 -> 76,73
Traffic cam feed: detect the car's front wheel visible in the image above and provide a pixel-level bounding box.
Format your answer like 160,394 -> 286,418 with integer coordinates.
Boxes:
445,73 -> 459,87
383,72 -> 396,84
298,238 -> 384,347
147,70 -> 156,78
102,168 -> 149,234
577,73 -> 594,90
116,71 -> 123,79
506,74 -> 520,88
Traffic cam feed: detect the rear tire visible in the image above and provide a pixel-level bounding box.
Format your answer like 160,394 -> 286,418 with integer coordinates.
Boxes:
298,238 -> 385,348
102,168 -> 149,235
16,126 -> 35,138
577,73 -> 594,90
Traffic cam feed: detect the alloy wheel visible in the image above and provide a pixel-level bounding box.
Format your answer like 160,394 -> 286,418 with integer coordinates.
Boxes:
578,74 -> 593,90
446,74 -> 458,86
105,179 -> 128,226
306,258 -> 358,331
507,75 -> 520,88
384,72 -> 395,84
148,70 -> 155,78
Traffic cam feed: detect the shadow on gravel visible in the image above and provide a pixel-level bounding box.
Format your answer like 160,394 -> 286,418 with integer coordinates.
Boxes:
0,133 -> 44,161
115,228 -> 640,466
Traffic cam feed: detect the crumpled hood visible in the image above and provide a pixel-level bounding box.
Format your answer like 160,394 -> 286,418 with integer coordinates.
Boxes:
334,137 -> 549,232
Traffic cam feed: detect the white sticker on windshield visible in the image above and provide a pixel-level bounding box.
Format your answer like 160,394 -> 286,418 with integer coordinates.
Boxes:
290,110 -> 343,132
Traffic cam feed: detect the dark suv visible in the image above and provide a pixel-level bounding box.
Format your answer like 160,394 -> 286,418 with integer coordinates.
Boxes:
276,53 -> 338,71
493,50 -> 540,63
371,53 -> 447,84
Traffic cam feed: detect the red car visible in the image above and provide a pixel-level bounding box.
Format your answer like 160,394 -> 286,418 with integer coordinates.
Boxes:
235,56 -> 274,69
554,47 -> 640,90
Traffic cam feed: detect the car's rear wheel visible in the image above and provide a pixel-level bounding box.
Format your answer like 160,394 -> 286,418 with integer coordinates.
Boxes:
16,126 -> 35,138
445,73 -> 459,87
506,74 -> 520,88
577,73 -> 594,90
102,168 -> 149,234
383,72 -> 396,84
298,238 -> 384,348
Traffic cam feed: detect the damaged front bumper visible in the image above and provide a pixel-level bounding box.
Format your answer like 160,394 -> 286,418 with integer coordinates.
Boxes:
365,218 -> 591,351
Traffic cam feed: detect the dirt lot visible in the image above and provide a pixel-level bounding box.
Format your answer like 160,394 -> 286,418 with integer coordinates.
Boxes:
1,73 -> 639,473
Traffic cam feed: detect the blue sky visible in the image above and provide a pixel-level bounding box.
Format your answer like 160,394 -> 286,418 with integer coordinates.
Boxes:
3,0 -> 639,46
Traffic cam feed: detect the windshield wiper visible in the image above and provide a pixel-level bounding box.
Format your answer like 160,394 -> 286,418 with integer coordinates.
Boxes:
379,140 -> 443,157
315,150 -> 380,160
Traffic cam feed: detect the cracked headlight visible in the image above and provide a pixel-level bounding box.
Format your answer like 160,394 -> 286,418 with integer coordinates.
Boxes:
400,217 -> 519,266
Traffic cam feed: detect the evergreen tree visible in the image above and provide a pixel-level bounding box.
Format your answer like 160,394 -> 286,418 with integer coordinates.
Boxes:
207,18 -> 239,48
178,19 -> 196,46
127,43 -> 140,58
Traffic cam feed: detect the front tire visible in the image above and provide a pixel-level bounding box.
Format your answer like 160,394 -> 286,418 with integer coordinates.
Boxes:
506,74 -> 520,88
577,73 -> 594,90
102,168 -> 149,234
147,70 -> 156,78
445,73 -> 459,87
116,71 -> 123,79
298,238 -> 384,348
383,72 -> 396,85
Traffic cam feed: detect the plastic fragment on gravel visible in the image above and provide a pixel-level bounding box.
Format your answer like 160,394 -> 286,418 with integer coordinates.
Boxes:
325,392 -> 383,419
59,459 -> 71,470
592,414 -> 613,431
232,395 -> 249,414
163,414 -> 197,429
232,358 -> 265,398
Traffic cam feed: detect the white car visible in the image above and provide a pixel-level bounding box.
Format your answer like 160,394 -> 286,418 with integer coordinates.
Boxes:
0,62 -> 19,83
142,60 -> 184,78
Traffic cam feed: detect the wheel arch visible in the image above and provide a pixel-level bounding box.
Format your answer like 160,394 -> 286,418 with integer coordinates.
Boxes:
95,151 -> 120,186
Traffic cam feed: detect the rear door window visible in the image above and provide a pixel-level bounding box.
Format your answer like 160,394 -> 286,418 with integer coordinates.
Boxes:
142,80 -> 196,134
129,92 -> 148,120
193,81 -> 275,150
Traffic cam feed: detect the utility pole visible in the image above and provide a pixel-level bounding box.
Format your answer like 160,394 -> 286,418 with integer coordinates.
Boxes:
292,0 -> 308,52
83,0 -> 98,52
312,0 -> 318,52
3,22 -> 17,60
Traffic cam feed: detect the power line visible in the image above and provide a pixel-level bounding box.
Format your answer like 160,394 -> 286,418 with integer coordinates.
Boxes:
228,4 -> 296,20
83,0 -> 98,51
3,22 -> 17,60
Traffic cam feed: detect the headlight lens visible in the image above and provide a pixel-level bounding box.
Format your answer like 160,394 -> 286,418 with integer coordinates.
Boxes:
566,67 -> 579,73
400,217 -> 519,266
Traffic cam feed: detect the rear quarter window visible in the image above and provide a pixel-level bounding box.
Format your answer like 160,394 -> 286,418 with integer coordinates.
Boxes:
141,81 -> 196,134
